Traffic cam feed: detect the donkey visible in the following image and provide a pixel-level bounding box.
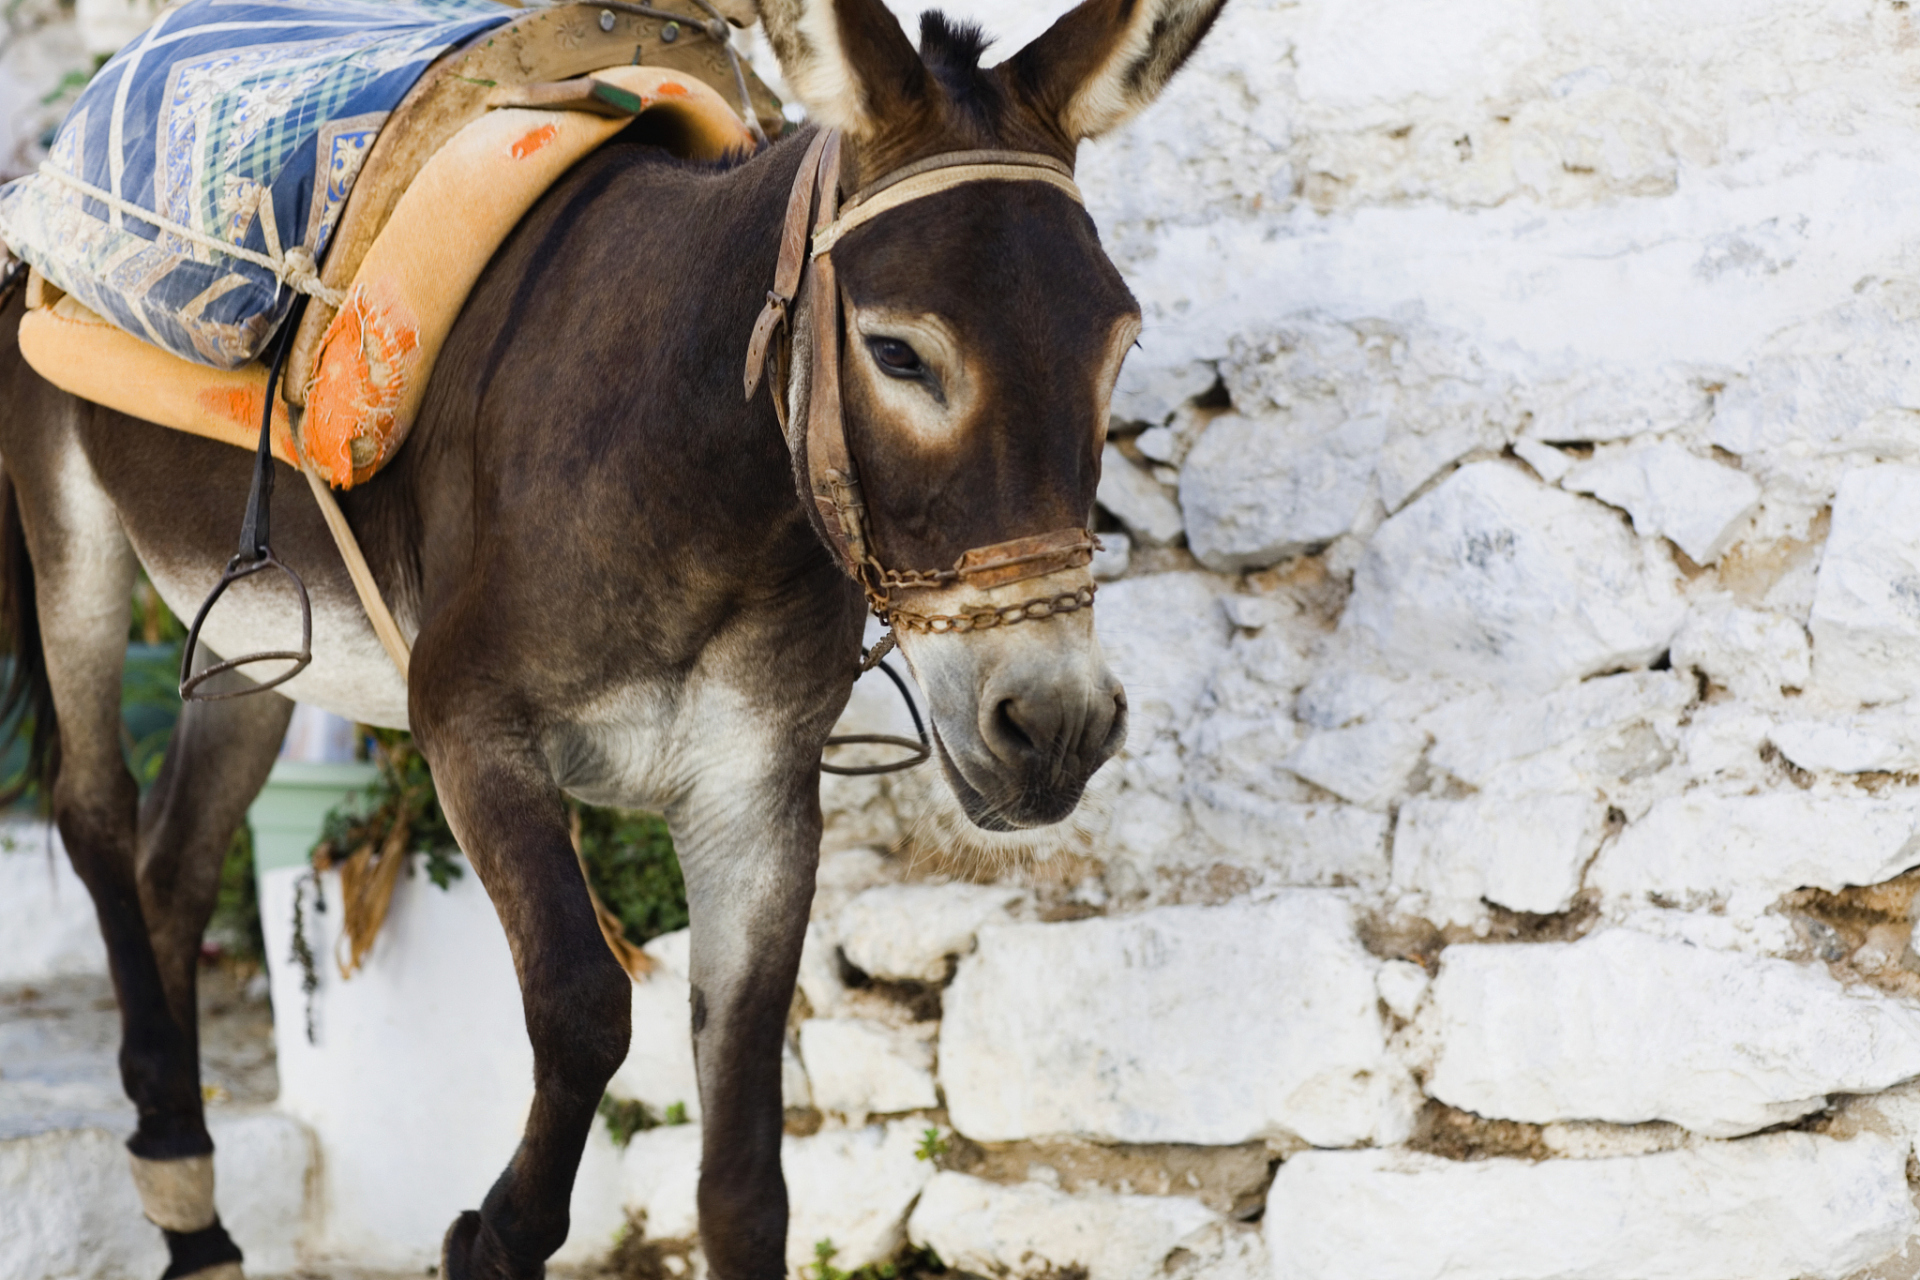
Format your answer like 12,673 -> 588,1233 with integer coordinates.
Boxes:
0,0 -> 1226,1275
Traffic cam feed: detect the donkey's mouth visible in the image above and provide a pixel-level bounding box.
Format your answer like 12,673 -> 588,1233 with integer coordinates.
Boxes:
930,727 -> 1088,832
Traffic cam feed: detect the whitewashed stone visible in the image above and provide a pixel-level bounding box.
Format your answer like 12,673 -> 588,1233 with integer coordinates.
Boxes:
1512,438 -> 1574,484
786,1121 -> 935,1273
1266,1133 -> 1915,1280
1391,793 -> 1604,924
1562,442 -> 1761,564
1098,443 -> 1185,546
799,1019 -> 937,1119
1421,929 -> 1920,1137
1091,530 -> 1132,580
0,832 -> 106,983
1181,412 -> 1384,571
1283,720 -> 1427,811
619,1123 -> 702,1242
1375,960 -> 1430,1021
908,1172 -> 1219,1280
1679,705 -> 1776,785
1671,598 -> 1811,701
941,895 -> 1415,1147
1810,466 -> 1920,704
611,960 -> 702,1125
0,1110 -> 313,1280
1343,463 -> 1684,694
1590,789 -> 1920,912
1421,670 -> 1694,794
1770,704 -> 1920,774
1095,574 -> 1232,742
1186,788 -> 1390,888
834,884 -> 1023,984
1169,1221 -> 1271,1280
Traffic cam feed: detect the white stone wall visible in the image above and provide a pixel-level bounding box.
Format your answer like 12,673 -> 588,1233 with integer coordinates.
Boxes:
772,2 -> 1920,1277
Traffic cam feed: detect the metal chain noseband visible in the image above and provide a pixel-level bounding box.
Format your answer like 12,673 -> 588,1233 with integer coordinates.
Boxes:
888,584 -> 1097,636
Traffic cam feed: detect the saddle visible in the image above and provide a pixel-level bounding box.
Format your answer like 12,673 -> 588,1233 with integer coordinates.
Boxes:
9,0 -> 782,489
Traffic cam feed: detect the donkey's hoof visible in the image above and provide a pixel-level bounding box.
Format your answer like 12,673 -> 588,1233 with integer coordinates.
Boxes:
441,1210 -> 483,1278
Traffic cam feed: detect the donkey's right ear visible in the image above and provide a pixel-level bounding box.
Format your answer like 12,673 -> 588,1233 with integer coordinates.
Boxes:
1005,0 -> 1228,145
754,0 -> 930,138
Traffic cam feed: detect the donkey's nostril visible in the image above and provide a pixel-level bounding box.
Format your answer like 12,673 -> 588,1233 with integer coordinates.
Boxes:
993,697 -> 1036,753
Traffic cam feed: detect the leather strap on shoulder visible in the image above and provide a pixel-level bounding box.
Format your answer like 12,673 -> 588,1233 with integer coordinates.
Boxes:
742,128 -> 835,410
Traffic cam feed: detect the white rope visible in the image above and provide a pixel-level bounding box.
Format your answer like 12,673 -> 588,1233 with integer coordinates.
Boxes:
33,162 -> 345,308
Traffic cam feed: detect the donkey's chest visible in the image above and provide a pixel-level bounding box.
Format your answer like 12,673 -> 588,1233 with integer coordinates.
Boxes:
544,675 -> 783,814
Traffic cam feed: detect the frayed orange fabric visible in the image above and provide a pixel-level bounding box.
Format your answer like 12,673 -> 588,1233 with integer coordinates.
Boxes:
305,279 -> 422,485
296,64 -> 752,487
18,65 -> 752,487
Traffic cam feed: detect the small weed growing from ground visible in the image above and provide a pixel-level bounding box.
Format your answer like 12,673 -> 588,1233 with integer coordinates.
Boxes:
599,1096 -> 692,1147
598,1095 -> 663,1148
915,1127 -> 949,1162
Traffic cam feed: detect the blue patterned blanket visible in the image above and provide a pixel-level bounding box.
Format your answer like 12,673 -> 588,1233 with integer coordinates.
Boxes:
0,0 -> 511,369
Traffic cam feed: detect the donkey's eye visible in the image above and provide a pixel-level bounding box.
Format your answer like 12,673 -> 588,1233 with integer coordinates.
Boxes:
867,336 -> 925,377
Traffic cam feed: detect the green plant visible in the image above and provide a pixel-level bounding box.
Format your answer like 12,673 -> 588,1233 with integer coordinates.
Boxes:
805,1240 -> 944,1280
573,802 -> 687,946
914,1127 -> 949,1162
662,1100 -> 689,1126
206,823 -> 263,963
598,1094 -> 663,1148
312,730 -> 463,888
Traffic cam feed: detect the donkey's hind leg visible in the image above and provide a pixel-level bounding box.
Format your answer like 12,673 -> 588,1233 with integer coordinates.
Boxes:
4,425 -> 281,1278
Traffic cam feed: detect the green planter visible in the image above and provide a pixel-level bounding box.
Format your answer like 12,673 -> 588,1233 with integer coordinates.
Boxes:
247,760 -> 378,878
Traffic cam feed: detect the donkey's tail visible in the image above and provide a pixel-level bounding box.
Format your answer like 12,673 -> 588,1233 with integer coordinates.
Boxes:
0,458 -> 59,809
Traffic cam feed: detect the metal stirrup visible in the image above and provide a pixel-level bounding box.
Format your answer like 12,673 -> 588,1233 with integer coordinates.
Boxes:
180,298 -> 315,702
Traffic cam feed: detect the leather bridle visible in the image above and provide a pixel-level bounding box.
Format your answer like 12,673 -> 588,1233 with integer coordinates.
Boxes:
742,130 -> 1101,642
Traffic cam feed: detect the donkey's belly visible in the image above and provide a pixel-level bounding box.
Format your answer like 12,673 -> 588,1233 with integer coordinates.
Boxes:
141,555 -> 411,729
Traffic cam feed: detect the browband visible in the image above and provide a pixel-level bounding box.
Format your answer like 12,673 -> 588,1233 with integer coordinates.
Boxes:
811,156 -> 1083,258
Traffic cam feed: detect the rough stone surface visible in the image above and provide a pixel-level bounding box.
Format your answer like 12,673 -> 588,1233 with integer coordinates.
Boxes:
1098,443 -> 1186,546
1562,442 -> 1761,565
1186,792 -> 1390,888
941,896 -> 1414,1146
834,883 -> 1023,984
1421,670 -> 1694,794
1810,466 -> 1920,704
908,1171 -> 1219,1280
798,1018 -> 937,1120
1770,705 -> 1920,775
1282,719 -> 1427,811
1590,790 -> 1920,912
0,1110 -> 313,1280
785,1121 -> 935,1273
1265,1133 -> 1916,1280
1343,463 -> 1685,694
1180,411 -> 1383,571
0,835 -> 106,985
1420,929 -> 1920,1137
1671,597 -> 1812,702
1391,792 -> 1603,924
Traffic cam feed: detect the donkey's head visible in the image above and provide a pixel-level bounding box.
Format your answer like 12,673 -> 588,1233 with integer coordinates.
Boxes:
760,0 -> 1226,830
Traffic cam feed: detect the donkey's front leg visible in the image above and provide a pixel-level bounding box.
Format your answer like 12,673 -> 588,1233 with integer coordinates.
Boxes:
412,695 -> 632,1280
671,760 -> 822,1279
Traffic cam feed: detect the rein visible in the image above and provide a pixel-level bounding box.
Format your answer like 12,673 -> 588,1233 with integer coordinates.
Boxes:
743,131 -> 1101,645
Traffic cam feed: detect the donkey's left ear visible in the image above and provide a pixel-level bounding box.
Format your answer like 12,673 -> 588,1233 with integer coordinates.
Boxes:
1004,0 -> 1228,144
755,0 -> 930,138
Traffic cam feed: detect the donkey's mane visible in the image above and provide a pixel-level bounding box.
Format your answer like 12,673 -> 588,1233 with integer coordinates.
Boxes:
917,11 -> 1007,121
